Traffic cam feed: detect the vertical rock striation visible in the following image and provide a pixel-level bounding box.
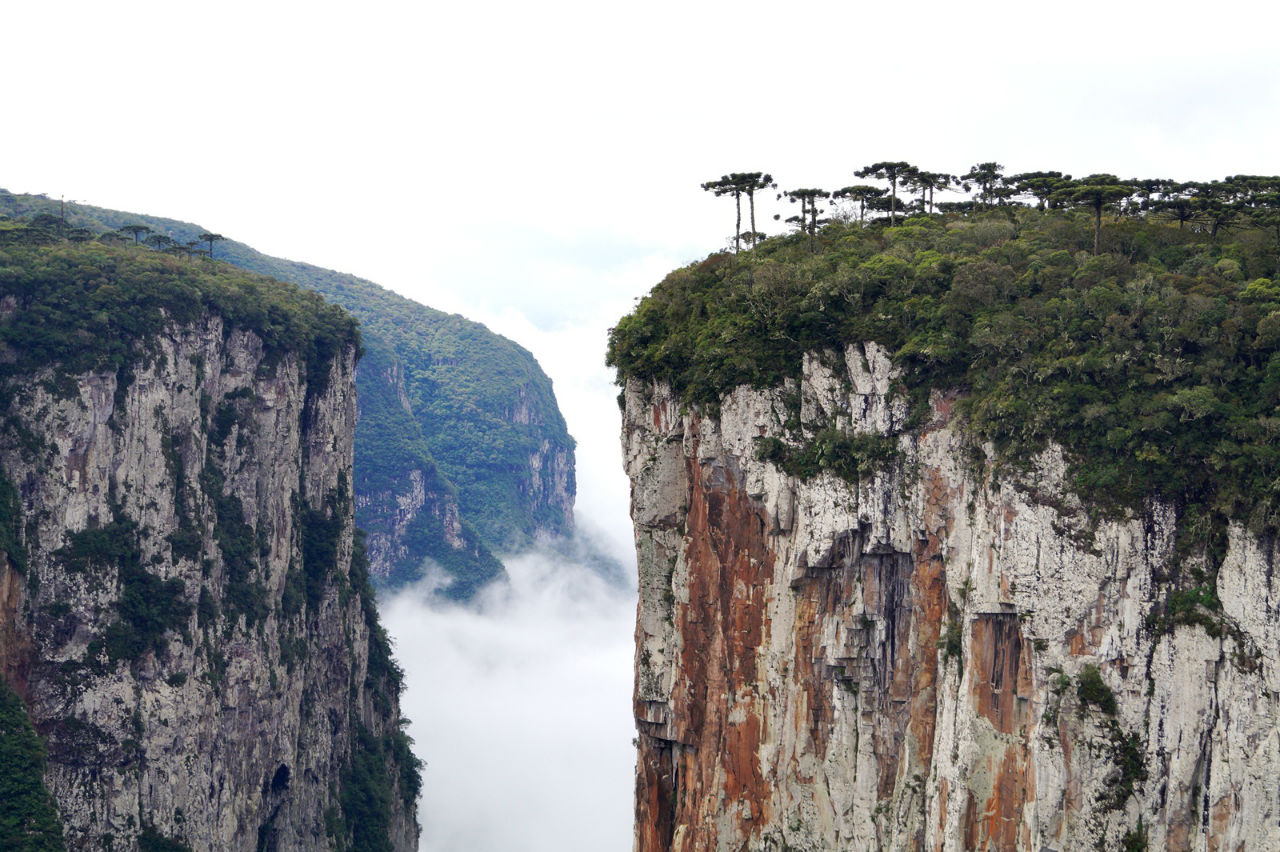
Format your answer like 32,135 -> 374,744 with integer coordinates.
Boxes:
0,312 -> 416,849
623,342 -> 1280,851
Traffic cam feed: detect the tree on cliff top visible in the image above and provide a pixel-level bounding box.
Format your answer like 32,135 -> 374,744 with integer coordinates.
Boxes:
831,185 -> 885,226
704,173 -> 775,251
776,188 -> 829,251
1051,175 -> 1134,253
855,161 -> 914,225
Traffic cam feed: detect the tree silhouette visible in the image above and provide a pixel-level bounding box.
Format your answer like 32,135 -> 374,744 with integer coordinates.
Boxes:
29,213 -> 65,238
832,185 -> 885,226
1188,180 -> 1243,240
905,170 -> 955,214
1051,175 -> 1134,254
1010,171 -> 1071,210
855,162 -> 914,225
776,188 -> 830,251
198,232 -> 226,259
962,162 -> 1014,207
702,176 -> 746,252
736,173 -> 774,249
1150,187 -> 1200,229
144,233 -> 177,252
1236,181 -> 1280,275
118,224 -> 152,245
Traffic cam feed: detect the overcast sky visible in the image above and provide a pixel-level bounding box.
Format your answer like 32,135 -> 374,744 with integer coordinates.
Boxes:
7,1 -> 1280,848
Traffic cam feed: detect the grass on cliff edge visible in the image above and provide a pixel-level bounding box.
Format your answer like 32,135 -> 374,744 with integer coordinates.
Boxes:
607,208 -> 1280,534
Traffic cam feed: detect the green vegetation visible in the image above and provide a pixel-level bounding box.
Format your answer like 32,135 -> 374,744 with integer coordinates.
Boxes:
334,726 -> 395,852
1120,819 -> 1148,851
609,179 -> 1280,543
303,272 -> 573,552
1070,665 -> 1148,810
137,825 -> 190,852
329,527 -> 423,848
756,430 -> 897,483
57,517 -> 190,664
0,241 -> 357,403
0,191 -> 572,596
0,680 -> 65,850
1075,664 -> 1118,716
301,487 -> 347,612
0,469 -> 27,574
352,340 -> 502,593
1104,728 -> 1148,811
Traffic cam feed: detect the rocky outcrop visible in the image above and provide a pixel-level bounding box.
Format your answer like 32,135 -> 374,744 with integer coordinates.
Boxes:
0,316 -> 417,850
623,342 -> 1280,851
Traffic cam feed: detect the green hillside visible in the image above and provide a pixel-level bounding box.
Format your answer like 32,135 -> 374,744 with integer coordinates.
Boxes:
0,189 -> 575,596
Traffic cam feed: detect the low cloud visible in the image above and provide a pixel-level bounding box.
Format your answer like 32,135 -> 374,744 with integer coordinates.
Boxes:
381,545 -> 636,851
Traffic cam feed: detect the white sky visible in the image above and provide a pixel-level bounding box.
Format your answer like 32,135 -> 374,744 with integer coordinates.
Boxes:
7,2 -> 1280,848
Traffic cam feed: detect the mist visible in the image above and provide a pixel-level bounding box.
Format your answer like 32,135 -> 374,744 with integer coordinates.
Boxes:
380,535 -> 637,851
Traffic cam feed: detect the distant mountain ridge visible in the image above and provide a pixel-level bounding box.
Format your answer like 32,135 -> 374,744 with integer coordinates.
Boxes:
0,189 -> 576,598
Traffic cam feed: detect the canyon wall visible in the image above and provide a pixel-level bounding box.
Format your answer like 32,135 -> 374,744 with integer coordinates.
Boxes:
0,314 -> 417,850
623,341 -> 1279,851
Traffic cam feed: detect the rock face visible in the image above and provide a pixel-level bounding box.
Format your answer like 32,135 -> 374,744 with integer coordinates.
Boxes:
0,316 -> 417,849
0,190 -> 576,597
353,338 -> 501,596
623,342 -> 1280,851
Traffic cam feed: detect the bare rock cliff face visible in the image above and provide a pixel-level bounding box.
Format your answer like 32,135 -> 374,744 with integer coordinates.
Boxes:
623,342 -> 1279,851
0,317 -> 416,850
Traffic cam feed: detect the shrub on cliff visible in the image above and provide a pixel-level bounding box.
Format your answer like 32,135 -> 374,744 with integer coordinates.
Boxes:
0,681 -> 65,850
609,207 -> 1280,535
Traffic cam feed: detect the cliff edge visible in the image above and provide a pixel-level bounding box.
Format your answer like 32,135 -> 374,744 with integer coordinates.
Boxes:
0,240 -> 418,850
612,208 -> 1280,851
623,348 -> 1277,850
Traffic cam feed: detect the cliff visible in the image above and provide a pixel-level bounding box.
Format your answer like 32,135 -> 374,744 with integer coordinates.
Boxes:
0,241 -> 417,850
611,209 -> 1280,851
0,190 -> 577,596
353,336 -> 502,598
623,346 -> 1280,851
306,269 -> 576,561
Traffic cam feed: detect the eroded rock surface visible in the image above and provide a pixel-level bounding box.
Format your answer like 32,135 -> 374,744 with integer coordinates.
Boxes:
0,317 -> 416,850
624,342 -> 1279,851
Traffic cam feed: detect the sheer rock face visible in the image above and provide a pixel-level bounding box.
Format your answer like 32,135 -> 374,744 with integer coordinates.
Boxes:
506,382 -> 577,543
623,342 -> 1280,852
0,317 -> 416,851
527,437 -> 575,537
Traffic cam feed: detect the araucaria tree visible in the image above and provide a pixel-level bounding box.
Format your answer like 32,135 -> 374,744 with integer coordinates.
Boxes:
1009,171 -> 1071,210
962,162 -> 1014,207
832,185 -> 885,226
198,232 -> 226,259
737,173 -> 775,249
904,170 -> 955,214
117,224 -> 152,245
855,162 -> 914,225
777,188 -> 830,251
1051,175 -> 1134,254
704,173 -> 775,251
702,176 -> 745,252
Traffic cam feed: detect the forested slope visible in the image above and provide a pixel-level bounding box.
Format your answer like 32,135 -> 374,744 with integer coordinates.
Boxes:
0,190 -> 575,596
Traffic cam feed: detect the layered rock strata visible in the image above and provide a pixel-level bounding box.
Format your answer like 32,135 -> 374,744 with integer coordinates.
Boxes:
623,341 -> 1279,851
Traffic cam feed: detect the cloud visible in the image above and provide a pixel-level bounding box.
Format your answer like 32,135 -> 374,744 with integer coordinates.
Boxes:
381,546 -> 637,851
